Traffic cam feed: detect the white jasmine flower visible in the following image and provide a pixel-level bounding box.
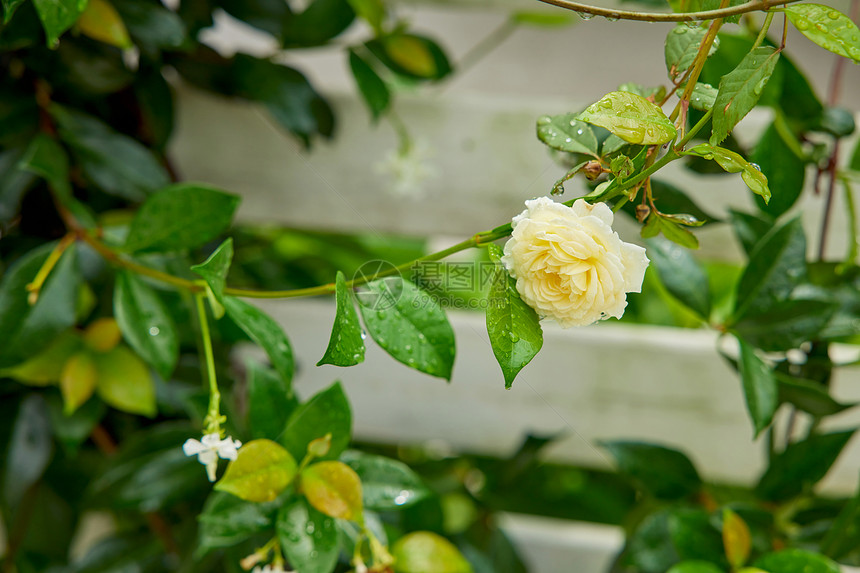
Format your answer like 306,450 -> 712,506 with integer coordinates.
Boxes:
183,432 -> 242,482
374,141 -> 438,197
252,565 -> 293,573
502,197 -> 649,327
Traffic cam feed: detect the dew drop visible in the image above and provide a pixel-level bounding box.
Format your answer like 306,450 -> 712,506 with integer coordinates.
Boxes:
749,162 -> 762,171
394,490 -> 412,505
795,18 -> 810,30
684,20 -> 700,29
576,129 -> 584,135
605,14 -> 619,21
306,522 -> 315,534
405,344 -> 412,351
828,10 -> 841,19
360,330 -> 367,340
564,137 -> 572,143
537,115 -> 552,125
577,11 -> 595,20
149,326 -> 160,336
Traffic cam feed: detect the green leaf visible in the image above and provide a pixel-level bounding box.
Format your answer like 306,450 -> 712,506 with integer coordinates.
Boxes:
216,439 -> 298,502
358,278 -> 456,380
729,209 -> 773,256
223,296 -> 295,385
785,4 -> 860,62
750,122 -> 805,217
601,441 -> 701,500
191,238 -> 233,318
346,0 -> 384,31
722,508 -> 751,569
578,91 -> 676,145
112,0 -> 187,50
391,531 -> 473,573
851,137 -> 860,171
300,460 -> 363,521
733,299 -> 837,351
511,10 -> 574,26
660,217 -> 700,249
33,0 -> 87,46
282,0 -> 355,47
124,183 -> 239,253
485,244 -> 542,388
622,179 -> 721,225
281,381 -> 351,462
536,113 -> 599,156
3,395 -> 52,509
2,0 -> 28,23
0,242 -> 81,368
113,271 -> 178,380
711,47 -> 780,145
367,34 -> 452,80
247,360 -> 298,441
234,54 -> 334,147
690,83 -> 718,112
0,147 -> 36,224
682,143 -> 770,203
277,497 -> 339,573
733,217 -> 806,320
196,491 -> 276,557
60,350 -> 97,414
1,331 -> 81,385
50,105 -> 170,200
77,0 -> 132,48
665,25 -> 718,79
341,450 -> 431,511
754,549 -> 840,573
318,271 -> 365,367
348,49 -> 390,121
94,345 -> 156,417
736,337 -> 777,436
820,479 -> 860,558
756,430 -> 855,500
46,391 -> 106,455
776,373 -> 853,417
646,238 -> 710,319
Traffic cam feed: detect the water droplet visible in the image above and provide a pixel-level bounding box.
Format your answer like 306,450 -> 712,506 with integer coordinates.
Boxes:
564,137 -> 572,143
352,353 -> 361,360
394,490 -> 411,505
577,11 -> 594,20
576,129 -> 584,135
795,18 -> 809,30
149,326 -> 160,336
418,333 -> 425,340
537,115 -> 552,125
360,330 -> 367,340
828,10 -> 841,19
605,14 -> 619,21
407,358 -> 415,364
749,162 -> 762,171
405,344 -> 412,351
684,20 -> 700,29
306,522 -> 315,534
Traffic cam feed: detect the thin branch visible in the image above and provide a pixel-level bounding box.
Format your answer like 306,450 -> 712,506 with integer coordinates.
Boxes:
536,0 -> 799,22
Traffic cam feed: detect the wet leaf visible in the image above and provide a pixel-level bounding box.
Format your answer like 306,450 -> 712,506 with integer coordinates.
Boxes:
223,296 -> 295,385
191,238 -> 233,318
391,531 -> 473,573
300,460 -> 363,521
33,0 -> 87,45
247,360 -> 298,441
785,4 -> 860,62
94,345 -> 156,417
682,143 -> 770,203
754,549 -> 840,573
578,91 -> 676,145
277,497 -> 339,573
281,382 -> 351,462
341,450 -> 431,510
536,113 -> 599,156
736,337 -> 777,437
664,25 -> 717,79
711,47 -> 780,145
216,439 -> 298,502
348,49 -> 390,121
602,440 -> 701,500
318,271 -> 365,367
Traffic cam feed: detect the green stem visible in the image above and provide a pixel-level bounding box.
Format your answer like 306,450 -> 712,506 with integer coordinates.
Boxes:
25,233 -> 76,304
196,293 -> 221,434
838,176 -> 858,271
536,0 -> 800,22
672,2 -> 728,123
751,10 -> 776,48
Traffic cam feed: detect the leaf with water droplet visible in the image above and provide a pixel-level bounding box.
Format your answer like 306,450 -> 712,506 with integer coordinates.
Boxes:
664,24 -> 718,80
578,91 -> 676,145
341,450 -> 431,511
196,491 -> 276,558
114,270 -> 178,380
277,497 -> 338,573
224,296 -> 295,385
535,112 -> 599,156
300,460 -> 363,522
689,83 -> 718,112
216,439 -> 298,502
359,278 -> 456,380
281,381 -> 352,462
485,245 -> 543,389
786,4 -> 860,63
682,143 -> 770,203
247,360 -> 298,441
710,47 -> 780,145
318,271 -> 365,367
392,531 -> 473,573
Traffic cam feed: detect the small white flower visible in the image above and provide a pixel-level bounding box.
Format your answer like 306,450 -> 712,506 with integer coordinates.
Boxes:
183,432 -> 242,482
374,141 -> 438,197
252,565 -> 293,573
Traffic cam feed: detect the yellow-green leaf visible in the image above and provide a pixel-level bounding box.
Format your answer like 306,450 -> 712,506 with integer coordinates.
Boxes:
77,0 -> 132,48
60,351 -> 97,414
578,91 -> 676,145
786,4 -> 860,62
1,332 -> 81,386
94,346 -> 156,417
82,317 -> 122,353
682,143 -> 770,203
391,531 -> 473,573
215,439 -> 298,503
384,35 -> 437,77
300,460 -> 363,522
723,508 -> 751,568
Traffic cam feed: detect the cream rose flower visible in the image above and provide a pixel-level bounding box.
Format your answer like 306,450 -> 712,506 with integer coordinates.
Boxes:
501,197 -> 649,328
